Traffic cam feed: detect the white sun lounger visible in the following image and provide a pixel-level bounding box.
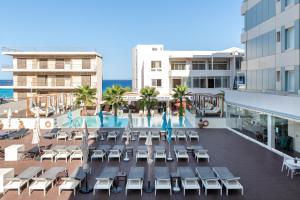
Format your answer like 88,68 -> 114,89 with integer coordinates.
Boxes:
93,167 -> 119,196
212,167 -> 244,196
154,167 -> 171,196
107,131 -> 118,141
108,145 -> 125,162
73,131 -> 83,140
55,149 -> 71,162
177,167 -> 200,196
154,145 -> 166,162
57,131 -> 70,141
188,131 -> 199,141
174,145 -> 189,162
151,131 -> 160,140
122,131 -> 131,140
136,145 -> 148,162
138,131 -> 148,141
176,130 -> 187,141
196,167 -> 222,195
40,150 -> 57,162
91,145 -> 111,162
4,167 -> 43,195
88,131 -> 99,140
69,150 -> 83,163
195,149 -> 209,162
59,167 -> 85,195
126,167 -> 144,196
29,167 -> 66,196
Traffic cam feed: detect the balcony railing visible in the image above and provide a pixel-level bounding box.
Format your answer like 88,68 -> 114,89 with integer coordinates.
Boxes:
1,65 -> 97,71
14,81 -> 97,88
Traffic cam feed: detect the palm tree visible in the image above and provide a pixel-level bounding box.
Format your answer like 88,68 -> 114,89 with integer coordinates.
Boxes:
172,85 -> 190,116
140,86 -> 159,117
75,85 -> 97,116
103,85 -> 130,117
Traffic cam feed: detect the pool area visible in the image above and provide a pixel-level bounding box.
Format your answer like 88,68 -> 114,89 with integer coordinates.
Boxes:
63,115 -> 194,128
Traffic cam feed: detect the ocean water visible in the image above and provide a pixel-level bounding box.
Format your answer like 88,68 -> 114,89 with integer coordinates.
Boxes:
0,80 -> 132,99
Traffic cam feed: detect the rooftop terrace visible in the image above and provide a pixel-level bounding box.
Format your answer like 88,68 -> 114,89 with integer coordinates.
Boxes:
0,128 -> 299,200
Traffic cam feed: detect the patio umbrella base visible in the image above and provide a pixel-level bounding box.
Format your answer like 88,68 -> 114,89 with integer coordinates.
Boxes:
112,186 -> 123,193
123,157 -> 130,162
172,186 -> 180,192
144,186 -> 154,193
79,187 -> 93,194
167,157 -> 173,161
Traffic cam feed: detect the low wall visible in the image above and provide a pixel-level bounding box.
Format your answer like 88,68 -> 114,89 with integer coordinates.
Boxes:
185,109 -> 226,128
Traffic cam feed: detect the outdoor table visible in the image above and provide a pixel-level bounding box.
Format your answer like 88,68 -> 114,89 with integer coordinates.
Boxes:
126,146 -> 134,156
5,144 -> 24,161
170,172 -> 181,192
286,159 -> 300,178
116,172 -> 127,186
131,131 -> 139,140
0,168 -> 14,193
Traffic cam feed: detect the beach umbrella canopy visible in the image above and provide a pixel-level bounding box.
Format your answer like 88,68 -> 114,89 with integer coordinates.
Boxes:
167,118 -> 172,144
68,111 -> 73,128
161,112 -> 167,131
128,110 -> 133,129
98,110 -> 104,127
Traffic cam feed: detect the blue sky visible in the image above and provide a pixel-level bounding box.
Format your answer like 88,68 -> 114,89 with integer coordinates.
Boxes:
0,0 -> 243,80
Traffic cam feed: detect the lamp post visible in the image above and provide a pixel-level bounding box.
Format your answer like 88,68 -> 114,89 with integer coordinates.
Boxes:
231,49 -> 239,90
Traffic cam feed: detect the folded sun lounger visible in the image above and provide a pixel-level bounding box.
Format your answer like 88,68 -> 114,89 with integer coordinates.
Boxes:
4,166 -> 43,195
196,167 -> 222,196
126,167 -> 144,196
29,167 -> 66,196
177,167 -> 200,196
212,167 -> 244,196
59,167 -> 85,195
154,167 -> 171,195
93,167 -> 119,196
91,144 -> 111,162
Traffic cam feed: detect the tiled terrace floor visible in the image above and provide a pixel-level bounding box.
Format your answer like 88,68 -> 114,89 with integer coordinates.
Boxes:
0,128 -> 300,200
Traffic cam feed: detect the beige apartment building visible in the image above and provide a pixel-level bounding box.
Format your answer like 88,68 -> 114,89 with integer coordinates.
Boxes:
1,50 -> 103,100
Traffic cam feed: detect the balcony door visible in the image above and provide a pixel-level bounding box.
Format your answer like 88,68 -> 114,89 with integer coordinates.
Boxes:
81,75 -> 91,86
37,76 -> 47,86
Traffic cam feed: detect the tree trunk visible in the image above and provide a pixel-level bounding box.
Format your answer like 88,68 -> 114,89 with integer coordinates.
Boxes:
114,106 -> 118,117
179,97 -> 183,116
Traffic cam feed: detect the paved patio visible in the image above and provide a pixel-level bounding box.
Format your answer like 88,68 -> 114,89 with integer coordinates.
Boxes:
0,128 -> 299,200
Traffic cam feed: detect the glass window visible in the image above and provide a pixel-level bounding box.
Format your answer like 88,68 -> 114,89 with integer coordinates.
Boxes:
276,71 -> 280,82
215,77 -> 222,88
222,77 -> 229,88
172,79 -> 182,88
17,58 -> 26,69
152,79 -> 162,87
207,77 -> 215,88
287,70 -> 295,92
151,61 -> 162,71
200,78 -> 206,88
171,62 -> 186,70
193,78 -> 200,88
285,27 -> 295,50
285,0 -> 294,7
192,61 -> 206,70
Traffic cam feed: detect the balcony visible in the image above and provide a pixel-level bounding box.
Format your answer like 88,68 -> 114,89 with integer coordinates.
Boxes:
11,81 -> 97,90
241,0 -> 247,15
1,65 -> 97,73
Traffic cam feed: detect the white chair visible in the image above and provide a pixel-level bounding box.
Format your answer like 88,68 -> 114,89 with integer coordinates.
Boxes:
108,145 -> 124,162
174,145 -> 189,162
58,167 -> 85,196
177,167 -> 200,196
195,150 -> 209,162
196,167 -> 222,196
122,131 -> 131,140
73,131 -> 83,140
154,146 -> 166,162
107,131 -> 118,141
88,131 -> 99,140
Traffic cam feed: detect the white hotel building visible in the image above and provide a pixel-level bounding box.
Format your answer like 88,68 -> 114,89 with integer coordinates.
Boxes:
132,44 -> 244,100
226,0 -> 300,156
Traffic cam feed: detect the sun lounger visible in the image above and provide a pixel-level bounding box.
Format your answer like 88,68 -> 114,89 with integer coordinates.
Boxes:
176,130 -> 187,141
8,129 -> 29,139
70,150 -> 83,162
108,145 -> 125,162
122,131 -> 131,140
0,130 -> 15,139
177,167 -> 200,196
88,131 -> 98,140
187,131 -> 199,141
204,107 -> 221,116
91,145 -> 111,162
195,149 -> 209,162
136,145 -> 148,162
154,145 -> 166,162
151,130 -> 160,140
107,131 -> 118,141
138,131 -> 148,141
174,145 -> 189,162
59,167 -> 85,195
29,167 -> 66,196
126,167 -> 144,196
212,167 -> 244,196
196,167 -> 222,195
57,130 -> 70,141
4,167 -> 43,195
40,150 -> 57,162
93,167 -> 119,196
55,148 -> 71,162
43,128 -> 61,139
154,167 -> 171,195
73,131 -> 83,140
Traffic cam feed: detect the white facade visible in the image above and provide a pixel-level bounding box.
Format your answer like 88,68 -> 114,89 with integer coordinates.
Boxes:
132,44 -> 244,99
1,50 -> 103,100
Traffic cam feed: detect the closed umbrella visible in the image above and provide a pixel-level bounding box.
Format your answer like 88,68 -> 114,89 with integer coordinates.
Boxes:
7,108 -> 12,129
123,122 -> 130,161
128,110 -> 135,140
79,119 -> 92,193
145,131 -> 154,192
32,114 -> 41,158
167,118 -> 173,161
68,111 -> 73,128
98,109 -> 104,127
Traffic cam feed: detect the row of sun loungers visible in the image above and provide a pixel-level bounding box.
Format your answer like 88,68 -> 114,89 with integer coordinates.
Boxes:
0,129 -> 30,140
40,145 -> 83,163
43,129 -> 98,141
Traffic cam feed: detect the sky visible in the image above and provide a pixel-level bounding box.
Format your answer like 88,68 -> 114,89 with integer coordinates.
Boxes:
0,0 -> 243,80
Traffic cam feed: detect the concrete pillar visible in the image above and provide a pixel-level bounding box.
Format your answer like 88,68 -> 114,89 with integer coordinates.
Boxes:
267,114 -> 275,148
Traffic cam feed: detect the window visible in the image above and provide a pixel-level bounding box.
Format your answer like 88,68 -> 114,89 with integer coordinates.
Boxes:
82,59 -> 91,69
215,77 -> 222,88
287,71 -> 295,92
207,77 -> 215,88
208,62 -> 228,70
222,77 -> 229,88
193,77 -> 206,88
39,59 -> 48,69
151,79 -> 162,87
285,27 -> 295,50
172,79 -> 182,88
17,76 -> 27,86
285,0 -> 294,7
37,76 -> 47,86
276,31 -> 281,42
151,61 -> 161,71
56,76 -> 65,86
276,71 -> 280,82
81,75 -> 91,86
152,48 -> 157,51
192,61 -> 206,70
171,62 -> 186,70
55,59 -> 64,69
17,58 -> 26,69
